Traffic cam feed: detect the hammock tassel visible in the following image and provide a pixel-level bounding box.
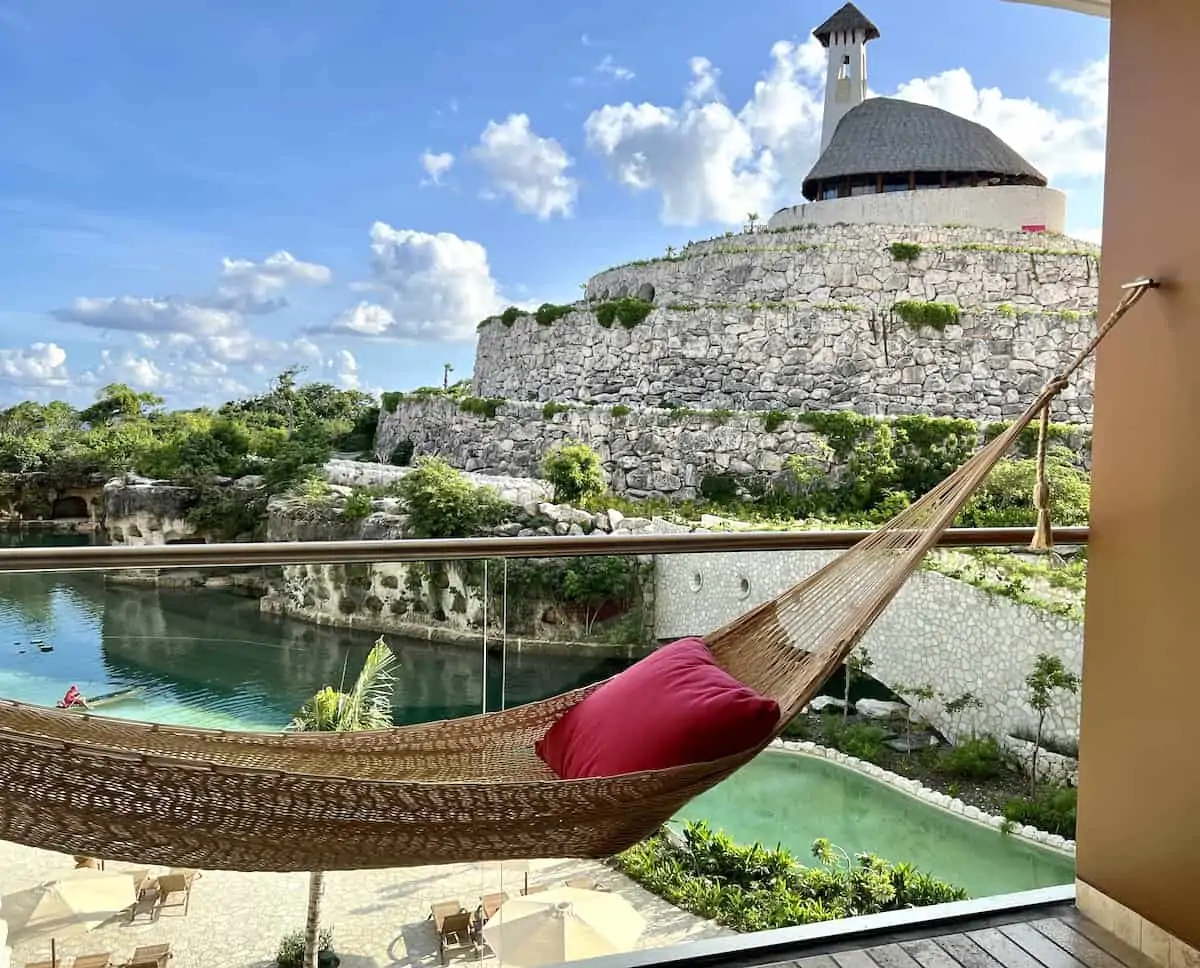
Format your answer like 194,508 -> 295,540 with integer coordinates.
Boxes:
1030,402 -> 1054,553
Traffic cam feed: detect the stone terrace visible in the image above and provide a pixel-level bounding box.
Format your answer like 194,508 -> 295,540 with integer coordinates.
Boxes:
2,841 -> 726,968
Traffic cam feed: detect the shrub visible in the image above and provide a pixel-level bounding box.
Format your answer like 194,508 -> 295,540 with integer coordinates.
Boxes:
893,300 -> 960,332
541,441 -> 606,504
500,306 -> 522,327
542,402 -> 572,420
380,391 -> 402,414
889,241 -> 922,262
823,722 -> 887,764
534,302 -> 574,326
891,415 -> 978,496
1003,786 -> 1077,838
341,489 -> 373,521
276,928 -> 334,968
940,735 -> 1006,780
615,821 -> 965,931
610,404 -> 631,418
595,297 -> 653,329
397,457 -> 508,538
958,456 -> 1091,528
458,397 -> 505,419
763,410 -> 790,433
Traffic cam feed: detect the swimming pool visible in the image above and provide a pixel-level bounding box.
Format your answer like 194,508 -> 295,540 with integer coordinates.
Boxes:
675,748 -> 1075,898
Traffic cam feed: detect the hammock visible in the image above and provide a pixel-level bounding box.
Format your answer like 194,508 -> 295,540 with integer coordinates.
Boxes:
0,281 -> 1156,873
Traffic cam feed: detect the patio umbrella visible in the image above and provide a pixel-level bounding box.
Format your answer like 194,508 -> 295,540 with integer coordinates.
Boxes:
482,887 -> 645,967
1,868 -> 142,966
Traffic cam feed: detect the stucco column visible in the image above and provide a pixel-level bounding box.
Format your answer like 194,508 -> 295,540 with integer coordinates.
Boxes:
1077,0 -> 1200,950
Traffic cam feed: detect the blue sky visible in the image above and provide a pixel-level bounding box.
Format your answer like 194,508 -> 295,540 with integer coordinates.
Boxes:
0,0 -> 1110,407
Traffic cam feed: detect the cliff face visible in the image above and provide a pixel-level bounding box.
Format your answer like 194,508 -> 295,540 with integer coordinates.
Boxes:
102,478 -> 201,545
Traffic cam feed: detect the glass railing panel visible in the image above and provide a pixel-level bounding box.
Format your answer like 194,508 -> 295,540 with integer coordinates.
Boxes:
0,534 -> 1083,968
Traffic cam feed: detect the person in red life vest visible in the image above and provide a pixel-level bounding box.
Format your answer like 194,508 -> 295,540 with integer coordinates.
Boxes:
56,685 -> 89,709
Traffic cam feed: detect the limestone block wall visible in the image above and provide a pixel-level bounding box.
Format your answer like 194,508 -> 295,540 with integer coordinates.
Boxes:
766,186 -> 1068,234
654,547 -> 1083,747
376,397 -> 834,500
475,226 -> 1100,423
102,479 -> 201,546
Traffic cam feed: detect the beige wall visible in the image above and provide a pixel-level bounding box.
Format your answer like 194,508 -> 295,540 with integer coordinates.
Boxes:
1078,0 -> 1200,946
766,185 -> 1067,233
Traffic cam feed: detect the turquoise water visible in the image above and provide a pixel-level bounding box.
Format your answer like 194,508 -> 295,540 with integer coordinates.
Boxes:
0,533 -> 628,730
674,749 -> 1075,898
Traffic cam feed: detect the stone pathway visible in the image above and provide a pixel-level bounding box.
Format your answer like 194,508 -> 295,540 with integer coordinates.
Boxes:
2,841 -> 728,968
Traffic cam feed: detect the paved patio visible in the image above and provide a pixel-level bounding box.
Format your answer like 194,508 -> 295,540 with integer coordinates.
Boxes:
2,840 -> 728,968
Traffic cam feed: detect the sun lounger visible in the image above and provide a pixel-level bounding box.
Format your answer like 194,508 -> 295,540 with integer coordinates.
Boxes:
430,901 -> 476,965
74,954 -> 114,968
126,943 -> 172,968
129,883 -> 160,923
521,884 -> 547,895
156,870 -> 197,916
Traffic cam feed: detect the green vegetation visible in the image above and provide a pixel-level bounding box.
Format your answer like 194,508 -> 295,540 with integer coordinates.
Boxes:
535,302 -> 575,326
542,401 -> 573,420
958,454 -> 1091,529
889,241 -> 922,262
763,410 -> 789,433
275,928 -> 336,968
610,404 -> 631,418
892,300 -> 960,333
1003,786 -> 1077,838
500,306 -> 522,327
595,297 -> 654,329
0,368 -> 378,540
541,441 -> 606,504
458,396 -> 505,420
615,822 -> 966,930
395,457 -> 507,538
1022,653 -> 1080,796
941,735 -> 1006,780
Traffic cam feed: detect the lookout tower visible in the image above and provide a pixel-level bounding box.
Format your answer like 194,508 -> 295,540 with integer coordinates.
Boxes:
814,2 -> 880,153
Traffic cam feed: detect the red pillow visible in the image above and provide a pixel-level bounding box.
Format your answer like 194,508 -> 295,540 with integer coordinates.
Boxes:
535,636 -> 780,779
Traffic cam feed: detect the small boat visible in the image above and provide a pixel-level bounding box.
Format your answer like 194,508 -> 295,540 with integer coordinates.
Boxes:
65,686 -> 145,711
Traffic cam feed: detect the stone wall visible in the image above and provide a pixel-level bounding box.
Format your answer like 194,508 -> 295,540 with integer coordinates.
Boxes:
654,546 -> 1083,748
474,225 -> 1099,423
376,396 -> 1089,502
102,478 -> 202,546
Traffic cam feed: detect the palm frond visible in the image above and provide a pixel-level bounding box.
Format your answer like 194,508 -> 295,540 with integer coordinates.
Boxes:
289,638 -> 399,733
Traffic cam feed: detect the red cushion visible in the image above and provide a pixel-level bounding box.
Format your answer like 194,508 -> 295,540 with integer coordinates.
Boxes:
535,636 -> 780,779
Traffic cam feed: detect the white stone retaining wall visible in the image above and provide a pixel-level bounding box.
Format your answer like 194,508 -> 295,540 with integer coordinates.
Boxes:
766,186 -> 1068,234
773,740 -> 1076,856
655,547 -> 1083,748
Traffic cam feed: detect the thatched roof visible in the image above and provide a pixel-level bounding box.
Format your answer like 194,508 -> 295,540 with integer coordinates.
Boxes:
802,97 -> 1047,199
812,3 -> 881,47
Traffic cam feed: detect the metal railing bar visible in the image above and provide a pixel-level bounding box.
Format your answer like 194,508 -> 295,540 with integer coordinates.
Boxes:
0,527 -> 1089,574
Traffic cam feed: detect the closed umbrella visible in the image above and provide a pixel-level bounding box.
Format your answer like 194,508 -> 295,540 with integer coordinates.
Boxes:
1,868 -> 142,966
482,887 -> 645,967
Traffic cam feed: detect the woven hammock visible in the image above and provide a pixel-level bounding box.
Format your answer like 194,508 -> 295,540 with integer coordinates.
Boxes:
0,282 -> 1155,873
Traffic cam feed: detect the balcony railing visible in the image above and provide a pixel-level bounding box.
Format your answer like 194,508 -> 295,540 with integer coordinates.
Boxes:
0,526 -> 1088,572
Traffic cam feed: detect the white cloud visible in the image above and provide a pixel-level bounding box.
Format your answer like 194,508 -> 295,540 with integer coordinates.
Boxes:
52,296 -> 241,336
580,33 -> 592,47
322,222 -> 505,343
685,57 -> 722,103
331,349 -> 360,389
92,350 -> 169,391
332,302 -> 395,336
597,55 -> 635,82
420,150 -> 455,187
0,342 -> 69,386
472,114 -> 578,220
585,37 -> 1108,226
213,250 -> 332,314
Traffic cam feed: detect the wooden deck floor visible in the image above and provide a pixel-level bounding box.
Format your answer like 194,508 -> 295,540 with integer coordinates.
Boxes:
784,911 -> 1157,968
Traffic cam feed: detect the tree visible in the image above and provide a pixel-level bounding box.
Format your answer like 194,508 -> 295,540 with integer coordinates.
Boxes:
288,637 -> 398,968
79,383 -> 163,427
442,363 -> 454,390
560,556 -> 636,635
746,212 -> 760,233
1024,653 -> 1080,794
941,691 -> 983,742
842,647 -> 873,723
541,441 -> 605,505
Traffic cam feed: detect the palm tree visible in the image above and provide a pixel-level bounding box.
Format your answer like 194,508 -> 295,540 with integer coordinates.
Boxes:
746,212 -> 760,233
442,362 -> 454,390
289,637 -> 398,968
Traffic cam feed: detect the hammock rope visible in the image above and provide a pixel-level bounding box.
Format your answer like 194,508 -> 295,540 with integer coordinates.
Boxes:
0,279 -> 1157,873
